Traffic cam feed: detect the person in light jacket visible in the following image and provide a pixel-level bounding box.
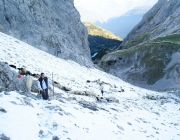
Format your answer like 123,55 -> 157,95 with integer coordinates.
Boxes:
38,73 -> 52,100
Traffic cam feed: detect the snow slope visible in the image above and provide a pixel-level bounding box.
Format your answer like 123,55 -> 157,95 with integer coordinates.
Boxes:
0,32 -> 180,140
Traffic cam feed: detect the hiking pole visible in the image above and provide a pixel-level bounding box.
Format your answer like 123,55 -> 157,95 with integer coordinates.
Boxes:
52,72 -> 54,99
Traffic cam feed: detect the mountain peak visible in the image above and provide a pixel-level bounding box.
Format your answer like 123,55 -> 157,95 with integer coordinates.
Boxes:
123,6 -> 152,16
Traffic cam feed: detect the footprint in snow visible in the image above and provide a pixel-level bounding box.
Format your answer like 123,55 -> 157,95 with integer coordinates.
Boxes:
146,134 -> 154,138
117,125 -> 124,131
156,131 -> 159,134
10,101 -> 17,105
52,122 -> 58,130
0,107 -> 7,113
58,112 -> 63,116
63,130 -> 68,133
74,124 -> 80,128
39,130 -> 50,138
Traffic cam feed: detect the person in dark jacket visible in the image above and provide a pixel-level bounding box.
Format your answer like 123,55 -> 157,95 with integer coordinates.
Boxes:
38,73 -> 51,100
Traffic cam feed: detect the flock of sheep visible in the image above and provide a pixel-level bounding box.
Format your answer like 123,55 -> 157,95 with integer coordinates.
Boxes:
6,62 -> 121,103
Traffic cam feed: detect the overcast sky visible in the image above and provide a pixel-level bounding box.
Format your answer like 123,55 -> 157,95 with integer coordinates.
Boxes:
74,0 -> 158,22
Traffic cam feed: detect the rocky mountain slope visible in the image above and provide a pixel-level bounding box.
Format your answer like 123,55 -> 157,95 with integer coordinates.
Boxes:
0,32 -> 180,140
98,0 -> 180,91
122,0 -> 180,47
0,0 -> 92,67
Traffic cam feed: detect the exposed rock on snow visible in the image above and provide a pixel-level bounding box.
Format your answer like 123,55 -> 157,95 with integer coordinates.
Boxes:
52,136 -> 60,140
117,125 -> 124,131
0,0 -> 92,67
0,107 -> 7,113
144,94 -> 167,100
0,134 -> 10,140
78,101 -> 98,111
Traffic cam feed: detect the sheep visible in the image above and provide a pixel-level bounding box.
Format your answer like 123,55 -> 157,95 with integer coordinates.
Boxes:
9,64 -> 16,69
26,75 -> 33,92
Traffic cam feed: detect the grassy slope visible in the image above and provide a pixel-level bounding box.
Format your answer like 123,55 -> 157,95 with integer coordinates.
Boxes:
153,34 -> 180,43
99,41 -> 180,85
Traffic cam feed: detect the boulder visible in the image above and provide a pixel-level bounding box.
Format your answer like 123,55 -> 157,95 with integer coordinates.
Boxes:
0,61 -> 39,93
0,134 -> 10,140
52,136 -> 59,140
0,107 -> 7,113
78,101 -> 98,111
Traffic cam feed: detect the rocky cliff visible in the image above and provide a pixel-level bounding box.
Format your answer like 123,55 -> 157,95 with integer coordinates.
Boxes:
0,0 -> 92,67
122,0 -> 180,47
98,0 -> 180,91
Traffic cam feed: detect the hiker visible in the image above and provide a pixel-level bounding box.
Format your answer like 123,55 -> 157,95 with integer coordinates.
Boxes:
101,89 -> 104,96
37,73 -> 52,100
100,86 -> 104,96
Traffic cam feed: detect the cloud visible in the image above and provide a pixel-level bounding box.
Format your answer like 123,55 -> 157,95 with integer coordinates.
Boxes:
74,0 -> 158,22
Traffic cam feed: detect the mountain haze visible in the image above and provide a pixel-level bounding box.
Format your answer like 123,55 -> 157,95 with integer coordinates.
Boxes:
74,0 -> 158,22
95,6 -> 151,38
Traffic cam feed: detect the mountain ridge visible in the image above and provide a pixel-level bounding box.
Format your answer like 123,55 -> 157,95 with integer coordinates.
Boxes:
84,22 -> 122,41
122,0 -> 180,47
98,0 -> 180,91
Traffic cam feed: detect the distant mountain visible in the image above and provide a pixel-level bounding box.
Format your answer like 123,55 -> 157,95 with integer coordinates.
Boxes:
84,22 -> 122,41
95,6 -> 151,38
83,22 -> 122,62
74,7 -> 106,23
